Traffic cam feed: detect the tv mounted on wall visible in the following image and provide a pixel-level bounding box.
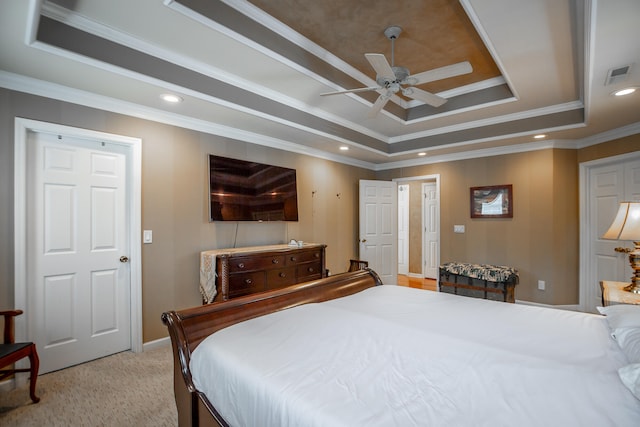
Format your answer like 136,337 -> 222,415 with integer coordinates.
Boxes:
208,154 -> 299,221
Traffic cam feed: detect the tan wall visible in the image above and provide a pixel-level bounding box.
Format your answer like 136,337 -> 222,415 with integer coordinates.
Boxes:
377,149 -> 580,305
0,89 -> 374,342
1,88 -> 638,341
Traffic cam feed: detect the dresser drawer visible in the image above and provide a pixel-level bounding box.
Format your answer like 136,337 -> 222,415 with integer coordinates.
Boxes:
266,267 -> 296,289
228,272 -> 265,297
209,244 -> 326,302
287,250 -> 323,265
297,262 -> 322,281
228,255 -> 286,272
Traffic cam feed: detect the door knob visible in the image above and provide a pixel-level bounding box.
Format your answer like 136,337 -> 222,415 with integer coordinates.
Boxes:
361,239 -> 367,243
120,256 -> 129,263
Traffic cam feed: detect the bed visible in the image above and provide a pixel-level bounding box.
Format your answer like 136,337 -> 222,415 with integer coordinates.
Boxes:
162,269 -> 640,427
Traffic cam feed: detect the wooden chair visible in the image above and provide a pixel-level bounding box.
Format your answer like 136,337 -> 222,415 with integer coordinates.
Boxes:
348,259 -> 369,272
0,310 -> 40,403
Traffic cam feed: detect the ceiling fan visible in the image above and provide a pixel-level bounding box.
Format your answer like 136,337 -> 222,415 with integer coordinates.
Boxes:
320,26 -> 473,117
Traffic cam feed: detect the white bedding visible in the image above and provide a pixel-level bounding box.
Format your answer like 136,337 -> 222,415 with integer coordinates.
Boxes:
190,285 -> 640,427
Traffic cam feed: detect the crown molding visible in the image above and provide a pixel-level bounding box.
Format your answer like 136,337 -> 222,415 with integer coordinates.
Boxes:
0,71 -> 376,169
2,71 -> 635,173
576,122 -> 640,148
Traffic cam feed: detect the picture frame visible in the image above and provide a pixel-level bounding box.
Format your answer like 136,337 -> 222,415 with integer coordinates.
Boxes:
470,184 -> 513,218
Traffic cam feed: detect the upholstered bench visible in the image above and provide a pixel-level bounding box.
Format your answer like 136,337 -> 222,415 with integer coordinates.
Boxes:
439,262 -> 519,303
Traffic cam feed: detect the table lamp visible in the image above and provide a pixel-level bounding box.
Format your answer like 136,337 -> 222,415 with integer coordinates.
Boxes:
602,201 -> 640,293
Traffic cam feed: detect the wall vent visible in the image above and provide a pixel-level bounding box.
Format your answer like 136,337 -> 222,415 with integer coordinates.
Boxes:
605,64 -> 633,86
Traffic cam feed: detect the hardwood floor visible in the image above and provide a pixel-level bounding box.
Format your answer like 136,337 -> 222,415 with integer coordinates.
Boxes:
396,275 -> 437,291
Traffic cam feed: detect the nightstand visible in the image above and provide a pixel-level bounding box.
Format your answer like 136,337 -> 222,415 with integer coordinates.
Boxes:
600,281 -> 640,306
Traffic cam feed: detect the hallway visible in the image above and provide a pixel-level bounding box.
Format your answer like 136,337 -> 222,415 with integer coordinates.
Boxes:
397,275 -> 437,291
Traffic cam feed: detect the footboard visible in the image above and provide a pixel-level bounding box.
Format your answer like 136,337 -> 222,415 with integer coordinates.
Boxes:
161,269 -> 383,427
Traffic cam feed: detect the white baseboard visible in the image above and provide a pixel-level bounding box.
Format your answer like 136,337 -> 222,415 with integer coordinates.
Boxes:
142,336 -> 171,352
516,299 -> 582,311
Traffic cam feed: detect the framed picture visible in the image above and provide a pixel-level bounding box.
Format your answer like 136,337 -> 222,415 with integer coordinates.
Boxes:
470,184 -> 513,218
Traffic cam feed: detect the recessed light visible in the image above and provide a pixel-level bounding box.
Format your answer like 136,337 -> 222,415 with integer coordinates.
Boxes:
534,134 -> 546,139
418,152 -> 427,156
339,146 -> 349,151
613,87 -> 637,96
161,93 -> 183,103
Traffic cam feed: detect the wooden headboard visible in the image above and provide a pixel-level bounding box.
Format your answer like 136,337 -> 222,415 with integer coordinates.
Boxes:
161,269 -> 383,427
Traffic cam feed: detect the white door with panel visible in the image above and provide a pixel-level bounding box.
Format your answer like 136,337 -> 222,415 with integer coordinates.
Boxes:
423,182 -> 439,279
587,157 -> 640,311
27,132 -> 131,373
359,180 -> 397,284
397,184 -> 409,275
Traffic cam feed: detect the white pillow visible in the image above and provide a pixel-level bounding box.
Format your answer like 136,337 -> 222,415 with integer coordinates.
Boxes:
613,327 -> 640,363
597,304 -> 640,330
619,363 -> 640,400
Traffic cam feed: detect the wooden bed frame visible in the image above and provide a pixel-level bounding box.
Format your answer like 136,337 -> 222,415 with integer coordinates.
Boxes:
161,269 -> 383,427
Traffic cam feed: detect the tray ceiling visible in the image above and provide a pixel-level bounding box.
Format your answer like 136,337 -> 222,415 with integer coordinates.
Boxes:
0,0 -> 638,169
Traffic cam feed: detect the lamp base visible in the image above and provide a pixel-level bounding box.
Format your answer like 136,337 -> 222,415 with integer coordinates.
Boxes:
624,282 -> 640,294
623,246 -> 640,294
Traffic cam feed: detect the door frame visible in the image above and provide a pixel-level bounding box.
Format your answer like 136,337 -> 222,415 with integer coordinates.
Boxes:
397,184 -> 409,275
579,151 -> 640,311
422,181 -> 439,279
13,118 -> 143,354
393,174 -> 440,279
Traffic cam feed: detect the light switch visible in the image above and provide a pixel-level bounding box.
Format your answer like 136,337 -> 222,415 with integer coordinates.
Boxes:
453,225 -> 465,233
143,230 -> 153,244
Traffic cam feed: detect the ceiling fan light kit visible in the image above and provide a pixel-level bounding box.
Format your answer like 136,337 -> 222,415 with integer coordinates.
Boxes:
321,25 -> 473,116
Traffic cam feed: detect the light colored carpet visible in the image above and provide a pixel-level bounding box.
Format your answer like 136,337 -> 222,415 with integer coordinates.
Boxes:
0,345 -> 177,426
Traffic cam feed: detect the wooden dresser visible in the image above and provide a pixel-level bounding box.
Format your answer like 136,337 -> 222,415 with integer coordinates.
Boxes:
200,244 -> 326,302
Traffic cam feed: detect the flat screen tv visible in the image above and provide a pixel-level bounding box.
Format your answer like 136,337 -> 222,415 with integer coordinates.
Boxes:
208,154 -> 299,221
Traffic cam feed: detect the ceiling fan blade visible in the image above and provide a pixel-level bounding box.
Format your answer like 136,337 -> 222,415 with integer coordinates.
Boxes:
320,86 -> 381,96
404,61 -> 473,86
402,87 -> 447,107
368,94 -> 391,117
365,53 -> 396,80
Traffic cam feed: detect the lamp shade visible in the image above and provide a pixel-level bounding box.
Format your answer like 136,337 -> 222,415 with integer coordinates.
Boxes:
603,202 -> 640,241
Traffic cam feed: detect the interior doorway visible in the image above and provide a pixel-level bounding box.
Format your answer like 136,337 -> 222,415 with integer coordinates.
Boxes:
14,118 -> 143,375
398,184 -> 410,275
395,175 -> 440,281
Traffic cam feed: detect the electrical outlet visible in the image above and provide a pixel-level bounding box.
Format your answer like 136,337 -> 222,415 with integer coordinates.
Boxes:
538,280 -> 545,291
453,225 -> 465,233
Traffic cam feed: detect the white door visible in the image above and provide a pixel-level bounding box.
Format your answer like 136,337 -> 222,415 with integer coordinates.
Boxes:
398,184 -> 409,275
586,157 -> 640,311
359,180 -> 397,284
27,132 -> 131,373
423,182 -> 439,279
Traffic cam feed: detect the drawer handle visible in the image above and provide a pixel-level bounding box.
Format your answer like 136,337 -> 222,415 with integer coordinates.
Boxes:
307,267 -> 314,273
314,253 -> 319,258
237,263 -> 245,269
279,272 -> 286,278
290,256 -> 297,262
244,278 -> 253,285
272,259 -> 279,264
